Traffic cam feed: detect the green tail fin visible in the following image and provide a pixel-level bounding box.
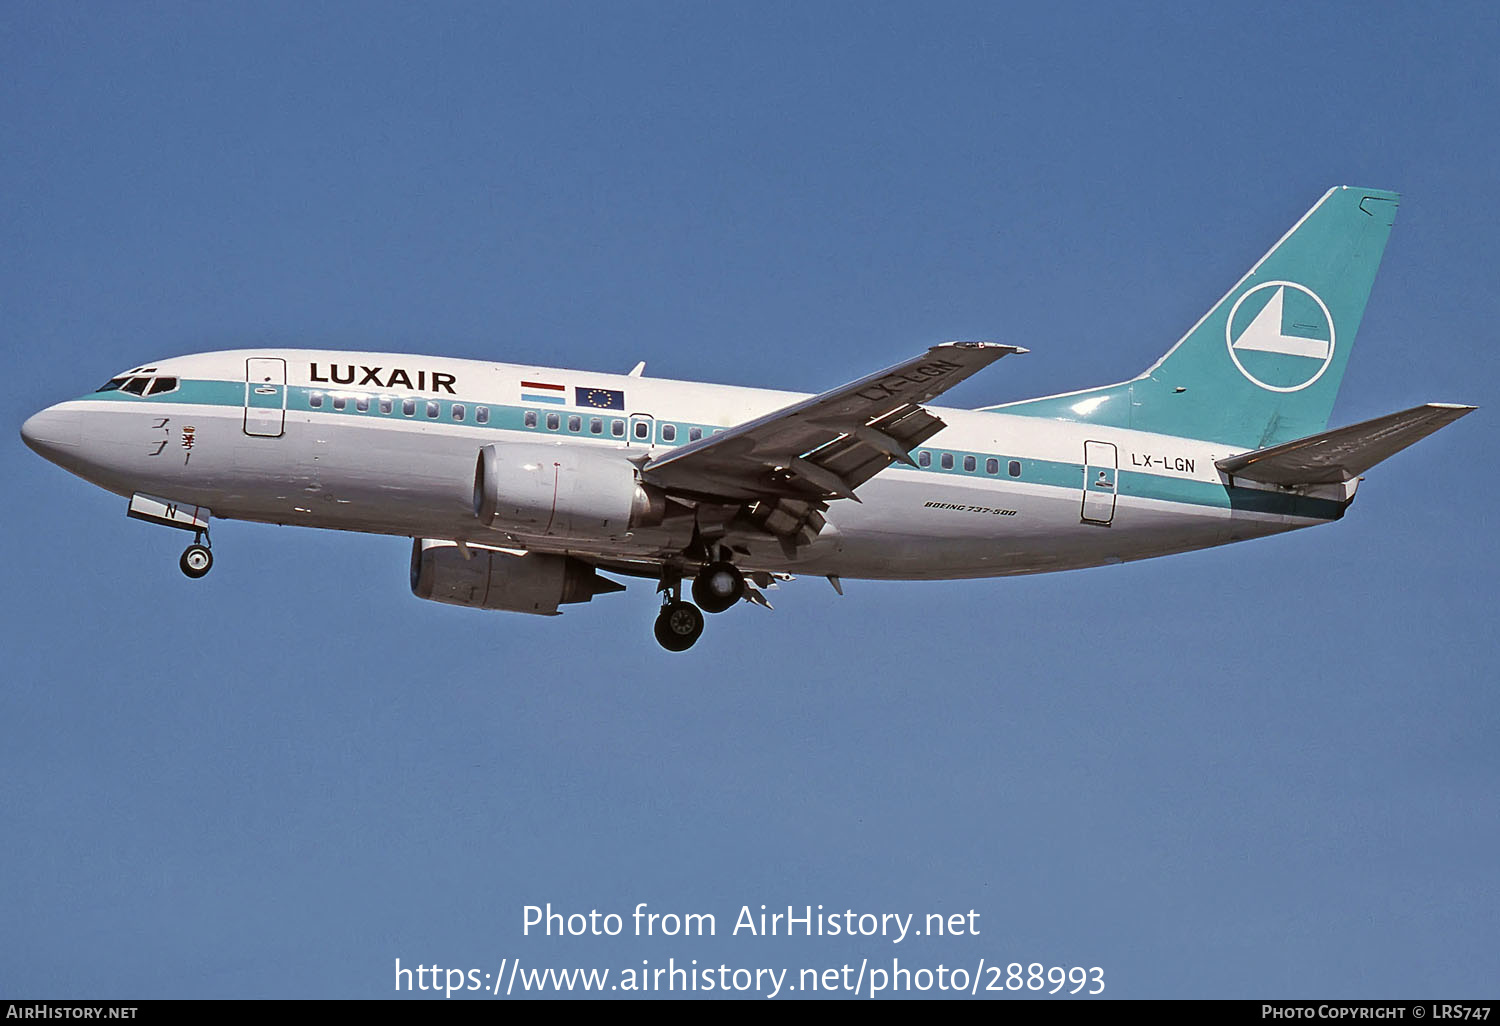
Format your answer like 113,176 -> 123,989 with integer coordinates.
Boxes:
989,187 -> 1400,447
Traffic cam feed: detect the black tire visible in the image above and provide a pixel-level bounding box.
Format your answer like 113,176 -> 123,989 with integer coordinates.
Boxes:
653,601 -> 705,651
691,561 -> 744,614
180,544 -> 213,579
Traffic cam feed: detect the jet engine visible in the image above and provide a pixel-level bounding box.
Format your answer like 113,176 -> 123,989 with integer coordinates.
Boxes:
472,443 -> 666,540
409,538 -> 625,616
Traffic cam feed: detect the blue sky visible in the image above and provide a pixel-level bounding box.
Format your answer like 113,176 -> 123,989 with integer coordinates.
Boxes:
3,1 -> 1496,999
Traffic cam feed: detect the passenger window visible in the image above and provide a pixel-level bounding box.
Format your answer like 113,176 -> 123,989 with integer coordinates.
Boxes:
332,396 -> 346,411
634,421 -> 649,440
146,377 -> 178,396
986,458 -> 999,474
590,417 -> 603,435
404,399 -> 417,416
546,412 -> 560,430
379,398 -> 392,414
662,424 -> 677,442
123,377 -> 149,395
309,392 -> 324,408
568,415 -> 581,432
426,401 -> 440,418
611,419 -> 625,438
689,427 -> 702,442
452,403 -> 465,421
963,455 -> 976,472
918,450 -> 931,468
1009,460 -> 1022,477
356,396 -> 369,412
524,410 -> 537,427
476,406 -> 489,424
941,453 -> 954,470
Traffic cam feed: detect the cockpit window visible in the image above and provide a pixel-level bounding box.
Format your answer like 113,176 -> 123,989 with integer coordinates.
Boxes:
101,374 -> 177,395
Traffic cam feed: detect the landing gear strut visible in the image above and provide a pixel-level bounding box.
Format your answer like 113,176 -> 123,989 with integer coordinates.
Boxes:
653,571 -> 705,652
179,532 -> 213,579
651,555 -> 751,650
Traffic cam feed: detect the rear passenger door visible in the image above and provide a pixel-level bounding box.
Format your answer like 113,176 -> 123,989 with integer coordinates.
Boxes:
1081,440 -> 1118,524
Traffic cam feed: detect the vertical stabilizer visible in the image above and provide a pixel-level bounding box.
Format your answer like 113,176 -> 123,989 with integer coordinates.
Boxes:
988,187 -> 1400,447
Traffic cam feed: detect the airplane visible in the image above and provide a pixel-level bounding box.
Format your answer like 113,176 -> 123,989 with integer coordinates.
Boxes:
20,186 -> 1475,651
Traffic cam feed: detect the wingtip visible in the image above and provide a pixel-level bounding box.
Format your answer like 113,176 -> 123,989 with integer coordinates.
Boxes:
935,340 -> 1028,355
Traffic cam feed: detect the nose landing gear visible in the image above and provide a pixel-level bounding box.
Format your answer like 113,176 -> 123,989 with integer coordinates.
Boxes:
125,495 -> 217,580
179,533 -> 213,579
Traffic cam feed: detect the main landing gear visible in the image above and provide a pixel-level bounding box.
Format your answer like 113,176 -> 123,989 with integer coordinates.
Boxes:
654,600 -> 705,652
691,560 -> 745,614
653,561 -> 748,651
179,533 -> 213,579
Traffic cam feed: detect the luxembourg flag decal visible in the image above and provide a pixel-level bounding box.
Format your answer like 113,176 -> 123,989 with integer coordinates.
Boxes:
520,380 -> 567,404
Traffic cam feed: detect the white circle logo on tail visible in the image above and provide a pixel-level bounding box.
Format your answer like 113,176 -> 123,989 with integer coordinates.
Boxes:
1225,281 -> 1335,392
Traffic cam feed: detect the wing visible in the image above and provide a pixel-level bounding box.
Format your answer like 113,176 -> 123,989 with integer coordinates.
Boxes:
641,341 -> 1024,549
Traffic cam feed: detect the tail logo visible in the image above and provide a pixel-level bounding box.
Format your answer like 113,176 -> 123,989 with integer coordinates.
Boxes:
1225,281 -> 1336,393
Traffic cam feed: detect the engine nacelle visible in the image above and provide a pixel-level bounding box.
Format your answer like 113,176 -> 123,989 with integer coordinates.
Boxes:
473,442 -> 666,540
409,539 -> 625,616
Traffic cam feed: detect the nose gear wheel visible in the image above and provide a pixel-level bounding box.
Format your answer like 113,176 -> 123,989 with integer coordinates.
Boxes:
180,543 -> 213,578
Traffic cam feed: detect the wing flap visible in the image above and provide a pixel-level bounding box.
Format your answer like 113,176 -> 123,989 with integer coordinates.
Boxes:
800,404 -> 946,491
1216,403 -> 1475,486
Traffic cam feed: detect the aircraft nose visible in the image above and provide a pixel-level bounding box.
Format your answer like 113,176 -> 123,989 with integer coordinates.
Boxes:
20,403 -> 83,464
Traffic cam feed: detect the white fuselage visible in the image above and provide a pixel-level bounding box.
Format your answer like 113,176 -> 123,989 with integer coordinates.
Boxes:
22,349 -> 1350,582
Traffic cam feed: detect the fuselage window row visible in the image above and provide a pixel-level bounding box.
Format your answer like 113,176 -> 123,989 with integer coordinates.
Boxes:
520,408 -> 638,438
312,392 -> 464,418
313,391 -> 490,423
917,449 -> 1023,478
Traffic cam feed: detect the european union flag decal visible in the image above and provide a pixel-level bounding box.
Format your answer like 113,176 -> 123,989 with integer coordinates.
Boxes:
576,386 -> 625,410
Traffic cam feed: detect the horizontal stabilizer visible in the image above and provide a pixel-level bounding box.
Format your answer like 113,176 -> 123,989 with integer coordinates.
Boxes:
1216,403 -> 1475,486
